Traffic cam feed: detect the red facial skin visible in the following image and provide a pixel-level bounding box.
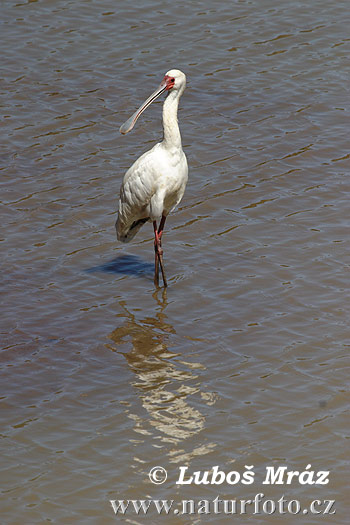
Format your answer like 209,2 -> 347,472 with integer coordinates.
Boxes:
164,75 -> 175,90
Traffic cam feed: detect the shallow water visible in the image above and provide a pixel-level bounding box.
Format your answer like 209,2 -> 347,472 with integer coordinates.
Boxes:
1,0 -> 349,523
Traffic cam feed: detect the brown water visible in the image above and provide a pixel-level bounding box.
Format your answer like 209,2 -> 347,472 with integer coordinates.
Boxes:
1,1 -> 349,523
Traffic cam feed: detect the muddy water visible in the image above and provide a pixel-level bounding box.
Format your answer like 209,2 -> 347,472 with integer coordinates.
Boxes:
1,1 -> 349,523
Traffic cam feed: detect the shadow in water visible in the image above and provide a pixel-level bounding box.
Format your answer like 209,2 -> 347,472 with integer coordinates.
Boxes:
86,254 -> 154,279
107,291 -> 217,461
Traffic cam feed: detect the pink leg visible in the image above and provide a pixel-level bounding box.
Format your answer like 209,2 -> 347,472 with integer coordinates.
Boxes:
153,217 -> 167,287
158,214 -> 166,239
153,221 -> 160,286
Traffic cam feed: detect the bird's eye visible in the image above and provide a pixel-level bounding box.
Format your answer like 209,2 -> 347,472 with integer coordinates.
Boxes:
171,78 -> 175,82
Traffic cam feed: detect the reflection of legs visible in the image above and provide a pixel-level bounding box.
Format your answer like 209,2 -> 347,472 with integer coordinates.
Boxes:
153,216 -> 167,287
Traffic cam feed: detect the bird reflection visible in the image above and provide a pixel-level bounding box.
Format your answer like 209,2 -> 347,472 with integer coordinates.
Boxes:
108,292 -> 211,448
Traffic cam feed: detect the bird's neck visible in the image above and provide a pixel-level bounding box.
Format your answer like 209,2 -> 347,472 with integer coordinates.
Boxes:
162,91 -> 182,149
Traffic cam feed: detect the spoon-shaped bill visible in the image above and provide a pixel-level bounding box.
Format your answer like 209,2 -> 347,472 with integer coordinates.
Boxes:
120,82 -> 167,134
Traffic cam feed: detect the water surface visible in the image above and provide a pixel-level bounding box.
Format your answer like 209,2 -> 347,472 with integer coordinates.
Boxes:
1,0 -> 349,523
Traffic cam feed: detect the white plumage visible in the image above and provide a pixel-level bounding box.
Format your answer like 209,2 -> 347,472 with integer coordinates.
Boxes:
116,69 -> 188,286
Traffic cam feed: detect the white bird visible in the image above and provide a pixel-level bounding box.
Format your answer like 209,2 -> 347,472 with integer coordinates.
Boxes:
116,69 -> 188,287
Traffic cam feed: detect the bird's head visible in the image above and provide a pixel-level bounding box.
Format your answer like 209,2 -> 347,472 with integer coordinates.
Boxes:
163,69 -> 186,94
120,69 -> 186,135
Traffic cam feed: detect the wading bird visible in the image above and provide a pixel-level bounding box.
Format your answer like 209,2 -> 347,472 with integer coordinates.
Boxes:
116,69 -> 188,287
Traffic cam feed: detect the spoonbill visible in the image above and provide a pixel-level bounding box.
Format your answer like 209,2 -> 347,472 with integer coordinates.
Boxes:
116,69 -> 188,287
